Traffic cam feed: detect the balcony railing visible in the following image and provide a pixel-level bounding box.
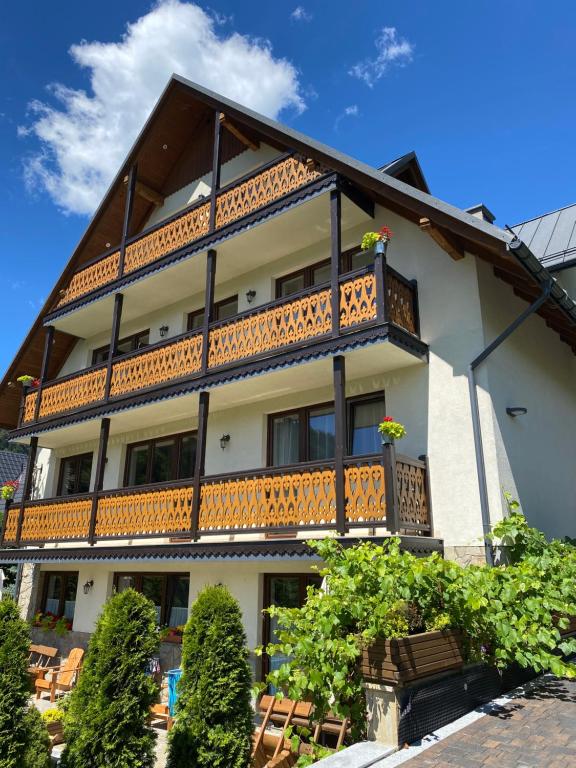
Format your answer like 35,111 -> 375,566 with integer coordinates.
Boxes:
55,154 -> 325,309
1,453 -> 431,546
22,265 -> 419,425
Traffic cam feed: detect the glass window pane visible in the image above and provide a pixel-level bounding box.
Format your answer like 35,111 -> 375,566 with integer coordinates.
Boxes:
92,347 -> 109,365
312,263 -> 330,285
168,575 -> 189,627
189,311 -> 204,330
271,413 -> 300,466
78,456 -> 92,493
351,399 -> 384,455
179,435 -> 197,479
127,445 -> 150,486
135,331 -> 149,349
116,338 -> 133,355
349,248 -> 374,271
116,575 -> 135,592
142,576 -> 163,624
216,297 -> 238,321
60,458 -> 78,496
309,406 -> 335,461
63,574 -> 78,621
151,439 -> 176,483
45,574 -> 62,615
278,273 -> 305,298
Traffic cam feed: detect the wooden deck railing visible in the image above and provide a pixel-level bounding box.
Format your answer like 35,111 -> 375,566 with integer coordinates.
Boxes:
1,453 -> 431,546
56,154 -> 323,309
22,266 -> 419,425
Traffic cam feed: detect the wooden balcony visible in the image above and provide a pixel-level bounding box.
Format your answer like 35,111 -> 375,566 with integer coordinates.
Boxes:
1,453 -> 431,547
55,154 -> 325,309
21,265 -> 420,426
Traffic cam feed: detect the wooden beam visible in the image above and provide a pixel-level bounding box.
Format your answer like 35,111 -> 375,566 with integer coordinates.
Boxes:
219,113 -> 260,151
123,175 -> 164,207
190,391 -> 209,541
330,188 -> 342,338
88,418 -> 110,545
333,355 -> 347,536
420,217 -> 465,261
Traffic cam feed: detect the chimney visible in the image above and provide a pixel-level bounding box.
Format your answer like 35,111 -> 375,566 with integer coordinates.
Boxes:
466,203 -> 495,224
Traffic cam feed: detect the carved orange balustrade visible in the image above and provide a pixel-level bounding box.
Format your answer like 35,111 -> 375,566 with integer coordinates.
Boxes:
397,457 -> 430,530
56,252 -> 120,308
109,334 -> 203,397
388,273 -> 417,335
123,202 -> 211,274
95,485 -> 193,537
208,288 -> 332,367
2,507 -> 19,543
340,273 -> 377,328
35,368 -> 107,419
215,155 -> 322,228
199,467 -> 337,531
22,391 -> 37,423
344,462 -> 386,522
17,498 -> 92,543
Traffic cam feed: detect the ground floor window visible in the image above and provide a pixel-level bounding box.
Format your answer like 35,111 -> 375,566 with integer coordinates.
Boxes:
262,574 -> 322,683
40,572 -> 79,620
113,572 -> 190,627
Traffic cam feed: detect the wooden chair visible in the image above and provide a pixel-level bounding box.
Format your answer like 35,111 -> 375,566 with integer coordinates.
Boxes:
35,648 -> 84,702
27,644 -> 58,679
149,675 -> 174,731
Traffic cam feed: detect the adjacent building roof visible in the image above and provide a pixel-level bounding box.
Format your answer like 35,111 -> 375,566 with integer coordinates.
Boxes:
512,202 -> 576,271
0,450 -> 27,503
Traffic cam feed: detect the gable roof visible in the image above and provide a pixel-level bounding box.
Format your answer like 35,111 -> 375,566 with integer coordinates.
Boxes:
512,202 -> 576,271
380,151 -> 430,194
1,75 -> 575,429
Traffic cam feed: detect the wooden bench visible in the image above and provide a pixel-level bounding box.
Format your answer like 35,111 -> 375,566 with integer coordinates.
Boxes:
28,644 -> 58,679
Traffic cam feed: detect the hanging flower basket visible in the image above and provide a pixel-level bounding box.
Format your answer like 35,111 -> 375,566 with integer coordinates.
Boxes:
361,226 -> 394,254
1,480 -> 19,501
16,375 -> 40,388
378,417 -> 406,446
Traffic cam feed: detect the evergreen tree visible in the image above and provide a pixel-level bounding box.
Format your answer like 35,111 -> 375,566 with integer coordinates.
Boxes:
167,585 -> 253,768
0,598 -> 50,768
61,588 -> 159,768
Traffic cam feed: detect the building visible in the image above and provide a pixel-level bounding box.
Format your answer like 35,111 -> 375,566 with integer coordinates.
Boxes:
0,76 -> 574,670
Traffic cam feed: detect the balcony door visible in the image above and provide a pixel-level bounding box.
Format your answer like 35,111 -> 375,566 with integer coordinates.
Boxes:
124,431 -> 197,487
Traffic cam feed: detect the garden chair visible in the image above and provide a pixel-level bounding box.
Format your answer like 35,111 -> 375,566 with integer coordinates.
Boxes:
27,644 -> 58,679
35,647 -> 84,702
149,674 -> 174,731
253,695 -> 313,767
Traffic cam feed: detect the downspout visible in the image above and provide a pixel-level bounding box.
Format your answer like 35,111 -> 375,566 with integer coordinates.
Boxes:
468,237 -> 552,565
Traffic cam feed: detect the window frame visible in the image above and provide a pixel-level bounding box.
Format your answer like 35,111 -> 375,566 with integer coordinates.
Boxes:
57,452 -> 94,496
347,391 -> 386,456
112,571 -> 190,627
123,430 -> 198,488
273,245 -> 369,300
92,329 -> 150,365
187,294 -> 239,331
38,571 -> 79,619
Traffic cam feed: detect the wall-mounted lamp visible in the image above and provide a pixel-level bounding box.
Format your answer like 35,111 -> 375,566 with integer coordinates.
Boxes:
246,290 -> 256,304
83,579 -> 94,595
506,407 -> 528,418
220,434 -> 231,450
159,325 -> 169,338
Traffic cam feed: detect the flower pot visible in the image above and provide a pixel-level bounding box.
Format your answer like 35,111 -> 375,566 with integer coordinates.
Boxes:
381,433 -> 394,446
375,240 -> 385,254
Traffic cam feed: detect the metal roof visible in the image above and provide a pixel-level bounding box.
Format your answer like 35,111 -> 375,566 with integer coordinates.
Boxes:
512,202 -> 576,271
0,451 -> 27,504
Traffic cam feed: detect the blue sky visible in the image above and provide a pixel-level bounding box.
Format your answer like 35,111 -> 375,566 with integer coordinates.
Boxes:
1,0 -> 576,373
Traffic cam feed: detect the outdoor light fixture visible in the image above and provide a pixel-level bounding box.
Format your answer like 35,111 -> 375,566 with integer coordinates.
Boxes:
506,407 -> 528,417
220,434 -> 231,450
159,325 -> 169,338
83,579 -> 94,595
246,290 -> 256,304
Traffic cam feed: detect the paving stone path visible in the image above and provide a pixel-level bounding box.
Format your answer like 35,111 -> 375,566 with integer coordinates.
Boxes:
398,676 -> 576,768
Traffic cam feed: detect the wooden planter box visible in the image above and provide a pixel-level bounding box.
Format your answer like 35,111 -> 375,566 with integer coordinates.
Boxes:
361,629 -> 464,685
559,616 -> 576,637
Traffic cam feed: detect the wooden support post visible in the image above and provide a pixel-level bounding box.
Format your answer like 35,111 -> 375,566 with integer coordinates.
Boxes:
373,247 -> 388,324
383,441 -> 400,534
104,294 -> 124,400
209,111 -> 222,231
201,249 -> 217,374
33,326 -> 55,422
333,355 -> 347,535
15,436 -> 38,545
0,499 -> 10,546
88,418 -> 110,545
118,164 -> 137,277
411,279 -> 421,337
330,188 -> 342,338
190,392 -> 210,541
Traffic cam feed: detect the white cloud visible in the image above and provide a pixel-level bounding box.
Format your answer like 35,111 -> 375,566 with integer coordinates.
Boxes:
334,104 -> 359,130
349,27 -> 413,87
20,0 -> 305,216
291,6 -> 312,21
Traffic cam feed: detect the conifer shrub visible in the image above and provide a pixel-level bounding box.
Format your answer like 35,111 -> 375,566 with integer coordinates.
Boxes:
0,597 -> 50,768
61,588 -> 159,768
167,585 -> 253,768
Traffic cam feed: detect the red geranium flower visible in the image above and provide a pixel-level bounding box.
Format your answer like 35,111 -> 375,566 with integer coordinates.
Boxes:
383,416 -> 394,422
379,226 -> 393,241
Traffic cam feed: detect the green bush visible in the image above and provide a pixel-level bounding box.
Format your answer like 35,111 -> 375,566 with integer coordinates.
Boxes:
167,585 -> 253,768
61,588 -> 160,768
0,597 -> 50,768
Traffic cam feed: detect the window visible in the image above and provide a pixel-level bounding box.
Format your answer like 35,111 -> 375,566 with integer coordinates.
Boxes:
124,432 -> 197,487
57,453 -> 93,496
114,573 -> 190,627
274,246 -> 371,300
40,572 -> 78,620
92,329 -> 150,365
187,295 -> 238,331
268,393 -> 385,466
